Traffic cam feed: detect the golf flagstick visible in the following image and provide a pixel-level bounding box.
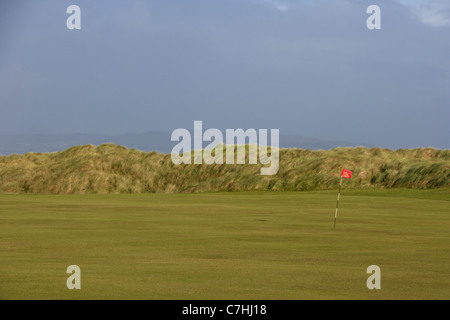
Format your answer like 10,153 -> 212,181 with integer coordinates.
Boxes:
334,176 -> 342,229
334,169 -> 352,229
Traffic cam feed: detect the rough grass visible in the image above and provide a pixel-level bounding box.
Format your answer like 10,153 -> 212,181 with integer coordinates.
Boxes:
0,144 -> 448,194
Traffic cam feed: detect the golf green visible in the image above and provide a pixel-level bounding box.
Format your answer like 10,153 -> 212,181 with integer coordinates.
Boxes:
0,189 -> 449,299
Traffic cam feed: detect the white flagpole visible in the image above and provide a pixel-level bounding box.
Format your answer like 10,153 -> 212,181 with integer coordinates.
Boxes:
334,176 -> 343,229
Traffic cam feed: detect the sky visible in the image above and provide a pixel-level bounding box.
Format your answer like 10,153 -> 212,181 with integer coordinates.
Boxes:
0,0 -> 449,149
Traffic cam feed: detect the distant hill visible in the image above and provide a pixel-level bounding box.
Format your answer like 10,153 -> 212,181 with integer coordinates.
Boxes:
0,132 -> 373,155
0,144 -> 448,194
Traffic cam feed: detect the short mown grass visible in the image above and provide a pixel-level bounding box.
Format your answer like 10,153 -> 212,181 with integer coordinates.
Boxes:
0,189 -> 448,299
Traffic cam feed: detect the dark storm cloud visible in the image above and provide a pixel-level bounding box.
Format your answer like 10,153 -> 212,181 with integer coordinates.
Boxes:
0,0 -> 449,148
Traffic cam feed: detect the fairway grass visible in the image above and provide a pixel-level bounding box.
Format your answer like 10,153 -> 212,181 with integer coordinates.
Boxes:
0,189 -> 449,299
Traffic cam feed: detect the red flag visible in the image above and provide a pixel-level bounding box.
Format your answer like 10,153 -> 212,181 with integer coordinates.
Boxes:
341,169 -> 352,179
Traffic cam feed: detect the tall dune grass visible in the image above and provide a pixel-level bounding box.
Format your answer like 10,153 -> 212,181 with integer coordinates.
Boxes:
0,144 -> 448,194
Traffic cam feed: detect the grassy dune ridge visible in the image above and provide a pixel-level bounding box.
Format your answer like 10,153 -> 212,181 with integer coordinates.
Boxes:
0,143 -> 448,194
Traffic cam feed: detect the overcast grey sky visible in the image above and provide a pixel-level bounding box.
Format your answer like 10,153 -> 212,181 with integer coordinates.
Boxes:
0,0 -> 449,149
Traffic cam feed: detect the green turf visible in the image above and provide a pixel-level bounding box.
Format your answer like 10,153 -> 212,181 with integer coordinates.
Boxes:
0,189 -> 449,299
